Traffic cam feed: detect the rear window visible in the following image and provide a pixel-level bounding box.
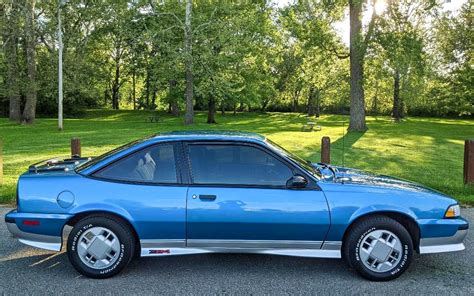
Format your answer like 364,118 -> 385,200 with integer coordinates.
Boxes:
93,144 -> 178,184
76,136 -> 154,173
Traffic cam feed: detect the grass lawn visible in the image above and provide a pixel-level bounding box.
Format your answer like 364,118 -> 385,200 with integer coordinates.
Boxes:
0,110 -> 473,205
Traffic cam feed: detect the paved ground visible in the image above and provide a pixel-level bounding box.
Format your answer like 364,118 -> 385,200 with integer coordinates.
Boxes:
0,207 -> 473,295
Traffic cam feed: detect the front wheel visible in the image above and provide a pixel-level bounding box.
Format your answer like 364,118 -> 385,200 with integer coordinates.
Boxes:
343,216 -> 413,281
67,215 -> 135,279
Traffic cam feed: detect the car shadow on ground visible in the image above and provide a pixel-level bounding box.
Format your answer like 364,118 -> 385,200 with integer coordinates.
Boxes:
1,251 -> 355,279
2,249 -> 474,296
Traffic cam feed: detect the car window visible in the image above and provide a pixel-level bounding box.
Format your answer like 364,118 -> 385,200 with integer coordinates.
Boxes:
76,135 -> 155,172
93,144 -> 178,183
188,144 -> 293,186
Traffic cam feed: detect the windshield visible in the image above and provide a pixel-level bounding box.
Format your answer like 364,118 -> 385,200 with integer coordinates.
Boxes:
265,139 -> 321,179
76,136 -> 154,172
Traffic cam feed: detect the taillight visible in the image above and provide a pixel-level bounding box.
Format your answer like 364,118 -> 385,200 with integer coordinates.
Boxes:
22,220 -> 40,226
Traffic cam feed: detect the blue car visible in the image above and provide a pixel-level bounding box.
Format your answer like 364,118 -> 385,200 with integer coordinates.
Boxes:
5,131 -> 468,281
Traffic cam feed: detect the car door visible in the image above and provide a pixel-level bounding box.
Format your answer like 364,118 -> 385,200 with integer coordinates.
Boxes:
184,142 -> 330,249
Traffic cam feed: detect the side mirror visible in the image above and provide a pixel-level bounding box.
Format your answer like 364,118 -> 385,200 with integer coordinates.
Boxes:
286,175 -> 308,189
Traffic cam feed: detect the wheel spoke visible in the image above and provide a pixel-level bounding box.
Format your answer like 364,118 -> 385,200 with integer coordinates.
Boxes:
77,227 -> 121,270
359,229 -> 403,273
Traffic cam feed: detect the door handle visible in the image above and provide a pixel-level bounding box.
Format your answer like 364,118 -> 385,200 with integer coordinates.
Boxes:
199,194 -> 217,201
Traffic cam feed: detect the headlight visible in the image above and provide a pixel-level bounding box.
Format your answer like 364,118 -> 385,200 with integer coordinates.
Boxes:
445,204 -> 461,218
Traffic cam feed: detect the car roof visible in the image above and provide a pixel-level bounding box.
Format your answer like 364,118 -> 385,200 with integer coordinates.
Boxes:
152,131 -> 266,143
77,131 -> 267,175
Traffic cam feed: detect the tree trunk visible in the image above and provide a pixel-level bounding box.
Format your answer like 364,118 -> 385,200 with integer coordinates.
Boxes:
315,89 -> 321,117
104,89 -> 109,106
22,0 -> 37,124
392,70 -> 401,121
348,0 -> 368,131
171,101 -> 180,116
261,100 -> 268,112
152,84 -> 159,110
132,68 -> 136,110
400,99 -> 406,118
371,95 -> 378,115
3,1 -> 21,122
220,102 -> 225,115
308,86 -> 316,117
371,82 -> 379,115
145,67 -> 150,108
111,46 -> 121,110
207,96 -> 216,124
184,0 -> 194,125
169,80 -> 180,116
112,65 -> 120,109
292,89 -> 300,113
233,103 -> 237,115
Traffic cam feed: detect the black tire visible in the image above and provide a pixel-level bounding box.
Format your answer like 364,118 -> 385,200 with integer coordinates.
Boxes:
67,215 -> 135,279
343,215 -> 413,281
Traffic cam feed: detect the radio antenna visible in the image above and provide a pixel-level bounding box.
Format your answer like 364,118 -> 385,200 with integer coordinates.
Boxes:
342,111 -> 345,168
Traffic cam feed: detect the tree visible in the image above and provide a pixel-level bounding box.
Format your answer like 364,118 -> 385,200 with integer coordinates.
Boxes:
184,0 -> 194,124
374,1 -> 428,121
432,3 -> 473,116
1,1 -> 21,122
278,0 -> 349,116
0,0 -> 471,121
194,1 -> 274,123
22,0 -> 37,124
348,0 -> 377,131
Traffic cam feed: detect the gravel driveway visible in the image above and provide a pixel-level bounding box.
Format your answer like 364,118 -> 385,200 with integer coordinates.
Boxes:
1,207 -> 473,295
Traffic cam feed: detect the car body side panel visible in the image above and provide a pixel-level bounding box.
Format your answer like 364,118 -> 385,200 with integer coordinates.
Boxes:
319,182 -> 466,241
72,178 -> 188,240
186,187 -> 330,241
17,173 -> 188,240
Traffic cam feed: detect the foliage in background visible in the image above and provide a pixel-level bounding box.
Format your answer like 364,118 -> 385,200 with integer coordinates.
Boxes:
0,0 -> 472,120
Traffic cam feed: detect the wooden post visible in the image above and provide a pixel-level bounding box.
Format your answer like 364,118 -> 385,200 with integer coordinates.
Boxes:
464,140 -> 474,184
321,136 -> 331,164
71,138 -> 81,158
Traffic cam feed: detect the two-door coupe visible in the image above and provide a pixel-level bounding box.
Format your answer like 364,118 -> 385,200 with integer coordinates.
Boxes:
5,131 -> 469,281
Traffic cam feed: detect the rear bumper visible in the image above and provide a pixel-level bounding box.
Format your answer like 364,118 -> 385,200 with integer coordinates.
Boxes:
419,227 -> 468,254
5,209 -> 71,252
6,221 -> 62,251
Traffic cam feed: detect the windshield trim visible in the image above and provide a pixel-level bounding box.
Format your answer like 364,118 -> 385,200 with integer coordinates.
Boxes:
265,139 -> 321,180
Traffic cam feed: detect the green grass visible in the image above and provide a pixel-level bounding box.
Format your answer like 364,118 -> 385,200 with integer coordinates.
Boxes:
0,110 -> 473,204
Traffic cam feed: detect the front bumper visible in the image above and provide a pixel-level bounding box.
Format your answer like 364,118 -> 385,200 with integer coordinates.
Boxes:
5,209 -> 71,251
419,226 -> 468,254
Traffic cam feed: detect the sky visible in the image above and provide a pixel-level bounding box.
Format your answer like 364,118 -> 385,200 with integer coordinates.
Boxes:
273,0 -> 468,45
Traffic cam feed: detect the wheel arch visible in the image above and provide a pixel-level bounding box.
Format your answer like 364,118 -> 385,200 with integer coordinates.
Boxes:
64,210 -> 141,253
342,210 -> 421,252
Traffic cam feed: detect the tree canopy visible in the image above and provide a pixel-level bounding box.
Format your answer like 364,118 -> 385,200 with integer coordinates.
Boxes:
0,0 -> 472,126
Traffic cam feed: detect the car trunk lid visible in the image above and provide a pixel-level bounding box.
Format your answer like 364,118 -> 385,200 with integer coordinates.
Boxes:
28,157 -> 92,174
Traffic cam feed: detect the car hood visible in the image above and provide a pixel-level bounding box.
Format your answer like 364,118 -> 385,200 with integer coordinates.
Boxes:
315,164 -> 445,195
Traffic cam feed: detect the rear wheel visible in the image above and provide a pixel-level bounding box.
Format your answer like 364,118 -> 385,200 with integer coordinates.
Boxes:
343,215 -> 413,281
67,215 -> 135,279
